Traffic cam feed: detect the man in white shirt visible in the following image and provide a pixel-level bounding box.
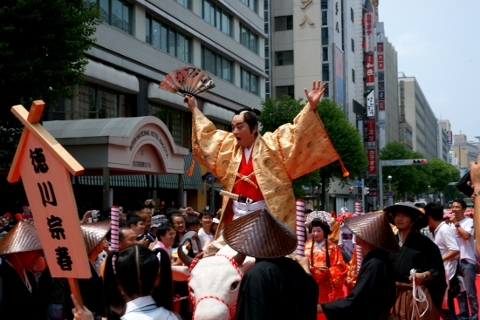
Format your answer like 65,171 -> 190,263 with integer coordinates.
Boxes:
426,202 -> 460,320
450,199 -> 478,320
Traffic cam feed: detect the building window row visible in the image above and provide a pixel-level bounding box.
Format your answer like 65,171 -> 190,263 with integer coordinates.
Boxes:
202,0 -> 232,36
149,104 -> 185,147
241,68 -> 259,95
274,16 -> 293,31
240,24 -> 258,54
146,15 -> 191,63
241,0 -> 258,13
201,46 -> 234,83
276,85 -> 294,99
275,50 -> 293,66
88,0 -> 133,34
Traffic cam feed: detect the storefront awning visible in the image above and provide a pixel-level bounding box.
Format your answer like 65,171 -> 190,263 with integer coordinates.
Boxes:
84,59 -> 139,94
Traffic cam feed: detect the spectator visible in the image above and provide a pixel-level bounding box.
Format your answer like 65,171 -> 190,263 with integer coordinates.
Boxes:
0,221 -> 46,319
99,227 -> 138,277
449,199 -> 478,320
211,217 -> 220,235
136,211 -> 153,244
385,202 -> 446,319
425,202 -> 460,320
149,214 -> 168,247
152,222 -> 176,262
198,210 -> 214,249
185,217 -> 202,257
128,215 -> 148,247
171,213 -> 186,249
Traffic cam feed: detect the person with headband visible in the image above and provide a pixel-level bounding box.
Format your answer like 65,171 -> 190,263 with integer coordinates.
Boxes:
184,80 -> 347,237
385,202 -> 446,320
304,211 -> 347,306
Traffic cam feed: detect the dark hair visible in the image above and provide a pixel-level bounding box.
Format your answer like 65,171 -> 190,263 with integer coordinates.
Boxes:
103,245 -> 174,320
185,217 -> 200,229
165,207 -> 181,220
234,109 -> 259,134
199,210 -> 213,220
156,222 -> 174,239
119,227 -> 130,243
170,213 -> 184,223
308,218 -> 331,268
127,215 -> 143,228
424,202 -> 444,221
452,199 -> 467,209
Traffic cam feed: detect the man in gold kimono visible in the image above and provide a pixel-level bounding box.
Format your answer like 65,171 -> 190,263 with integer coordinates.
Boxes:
184,80 -> 346,237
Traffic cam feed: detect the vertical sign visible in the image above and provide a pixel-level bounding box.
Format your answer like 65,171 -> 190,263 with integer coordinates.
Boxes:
377,29 -> 385,112
366,55 -> 374,87
447,131 -> 453,145
367,119 -> 376,144
366,90 -> 375,117
335,45 -> 344,108
368,149 -> 377,174
364,12 -> 374,53
8,101 -> 91,278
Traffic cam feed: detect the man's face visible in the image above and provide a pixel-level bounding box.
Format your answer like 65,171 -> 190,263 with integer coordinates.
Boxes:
172,216 -> 185,233
160,228 -> 177,248
232,114 -> 257,148
130,220 -> 145,235
120,229 -> 138,251
393,212 -> 413,230
451,202 -> 465,216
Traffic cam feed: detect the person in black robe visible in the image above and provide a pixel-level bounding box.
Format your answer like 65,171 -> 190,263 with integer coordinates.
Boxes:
319,212 -> 400,319
234,257 -> 318,320
222,209 -> 318,320
385,202 -> 446,320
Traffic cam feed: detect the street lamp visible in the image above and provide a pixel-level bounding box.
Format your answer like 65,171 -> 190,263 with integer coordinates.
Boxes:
388,175 -> 392,205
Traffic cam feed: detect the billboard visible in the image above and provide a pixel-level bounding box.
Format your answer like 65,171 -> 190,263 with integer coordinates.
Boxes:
366,55 -> 374,87
366,90 -> 375,117
368,149 -> 377,174
335,45 -> 344,108
364,12 -> 374,53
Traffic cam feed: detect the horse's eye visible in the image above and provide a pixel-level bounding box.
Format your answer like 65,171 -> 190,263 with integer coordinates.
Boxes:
231,281 -> 240,290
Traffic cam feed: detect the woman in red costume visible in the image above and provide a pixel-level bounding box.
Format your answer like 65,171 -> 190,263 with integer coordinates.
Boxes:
305,211 -> 347,305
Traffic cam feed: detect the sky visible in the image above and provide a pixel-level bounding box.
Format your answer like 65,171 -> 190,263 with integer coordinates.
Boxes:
378,1 -> 480,141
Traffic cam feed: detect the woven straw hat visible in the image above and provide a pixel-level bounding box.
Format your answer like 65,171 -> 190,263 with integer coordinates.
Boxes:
223,208 -> 297,258
81,220 -> 110,254
344,212 -> 400,252
0,221 -> 43,255
384,202 -> 428,230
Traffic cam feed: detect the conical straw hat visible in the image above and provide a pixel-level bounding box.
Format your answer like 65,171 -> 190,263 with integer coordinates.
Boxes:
81,220 -> 110,254
0,221 -> 42,255
223,209 -> 297,258
344,212 -> 400,252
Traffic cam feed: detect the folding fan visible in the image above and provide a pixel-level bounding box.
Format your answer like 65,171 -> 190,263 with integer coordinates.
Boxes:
159,67 -> 215,101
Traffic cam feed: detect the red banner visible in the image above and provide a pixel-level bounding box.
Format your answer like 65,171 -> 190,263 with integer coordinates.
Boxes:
379,101 -> 385,110
367,119 -> 376,142
366,55 -> 374,87
364,12 -> 374,53
368,149 -> 376,174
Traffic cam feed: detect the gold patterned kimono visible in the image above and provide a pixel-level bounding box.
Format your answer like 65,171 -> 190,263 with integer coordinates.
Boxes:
191,103 -> 342,236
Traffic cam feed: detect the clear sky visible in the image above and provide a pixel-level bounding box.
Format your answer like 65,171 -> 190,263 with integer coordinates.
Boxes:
378,1 -> 480,142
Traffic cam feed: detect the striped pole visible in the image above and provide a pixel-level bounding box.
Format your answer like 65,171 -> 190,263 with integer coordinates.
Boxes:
111,206 -> 120,272
296,199 -> 305,257
356,245 -> 362,273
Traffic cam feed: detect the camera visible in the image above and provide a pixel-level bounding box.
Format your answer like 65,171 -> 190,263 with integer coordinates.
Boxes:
136,234 -> 144,241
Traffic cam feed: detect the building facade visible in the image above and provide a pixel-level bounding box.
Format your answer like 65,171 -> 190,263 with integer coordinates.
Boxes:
44,0 -> 267,212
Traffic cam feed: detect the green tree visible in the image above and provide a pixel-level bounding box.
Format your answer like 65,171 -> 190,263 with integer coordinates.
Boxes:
259,95 -> 367,203
380,142 -> 429,200
427,158 -> 462,201
0,0 -> 99,166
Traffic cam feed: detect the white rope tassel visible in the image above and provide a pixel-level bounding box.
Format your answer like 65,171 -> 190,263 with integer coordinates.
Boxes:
410,269 -> 428,319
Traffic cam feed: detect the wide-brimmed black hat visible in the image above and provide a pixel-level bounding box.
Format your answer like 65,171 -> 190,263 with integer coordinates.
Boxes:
223,209 -> 297,258
384,202 -> 428,230
345,213 -> 400,252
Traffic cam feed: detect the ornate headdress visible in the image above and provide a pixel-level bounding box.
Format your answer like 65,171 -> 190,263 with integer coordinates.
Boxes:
305,211 -> 334,231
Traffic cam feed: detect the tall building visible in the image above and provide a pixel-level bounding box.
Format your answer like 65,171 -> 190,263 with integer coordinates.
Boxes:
43,0 -> 267,211
397,73 -> 437,159
436,121 -> 449,162
453,132 -> 480,175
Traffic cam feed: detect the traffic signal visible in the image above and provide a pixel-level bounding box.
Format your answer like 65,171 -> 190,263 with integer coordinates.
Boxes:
364,187 -> 370,195
412,159 -> 427,165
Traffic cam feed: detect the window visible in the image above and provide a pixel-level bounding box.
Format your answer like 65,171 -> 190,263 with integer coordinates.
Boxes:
321,0 -> 328,9
241,0 -> 257,13
240,24 -> 258,54
276,86 -> 294,99
322,47 -> 328,61
93,0 -> 132,34
322,64 -> 329,81
352,69 -> 355,83
321,28 -> 328,45
176,0 -> 191,9
351,38 -> 355,52
350,8 -> 354,22
241,68 -> 259,95
322,11 -> 327,26
63,84 -> 129,120
274,16 -> 293,31
149,104 -> 185,146
201,46 -> 233,83
202,0 -> 232,36
146,15 -> 191,63
275,51 -> 293,66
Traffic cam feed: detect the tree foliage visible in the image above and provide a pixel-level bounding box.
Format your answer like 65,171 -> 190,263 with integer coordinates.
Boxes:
427,158 -> 462,200
259,95 -> 367,200
0,0 -> 99,166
